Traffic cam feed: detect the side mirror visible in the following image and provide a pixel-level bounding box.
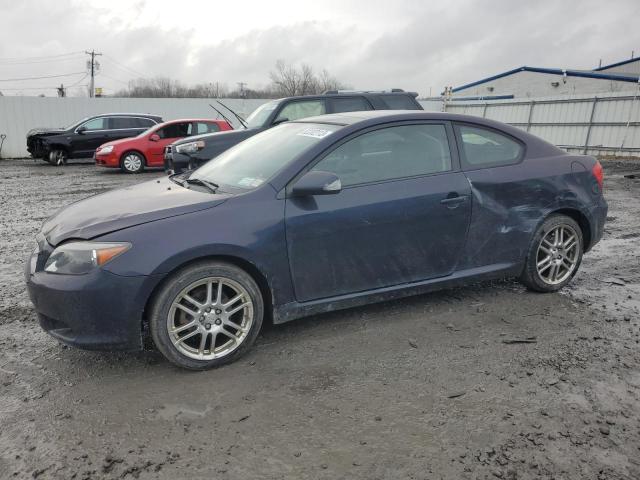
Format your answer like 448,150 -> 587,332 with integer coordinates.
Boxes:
291,171 -> 341,197
76,126 -> 87,134
149,134 -> 160,142
271,117 -> 289,126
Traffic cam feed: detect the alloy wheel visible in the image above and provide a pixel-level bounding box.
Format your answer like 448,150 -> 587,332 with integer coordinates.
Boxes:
536,224 -> 580,285
166,277 -> 254,360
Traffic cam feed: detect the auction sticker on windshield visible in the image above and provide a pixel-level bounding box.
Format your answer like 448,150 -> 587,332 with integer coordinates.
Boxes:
297,127 -> 333,139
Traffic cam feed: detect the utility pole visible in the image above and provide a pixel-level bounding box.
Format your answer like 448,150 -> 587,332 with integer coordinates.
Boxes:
57,84 -> 66,97
237,82 -> 247,99
85,50 -> 102,98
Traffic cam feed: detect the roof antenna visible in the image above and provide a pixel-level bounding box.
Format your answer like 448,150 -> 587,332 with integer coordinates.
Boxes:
598,59 -> 602,68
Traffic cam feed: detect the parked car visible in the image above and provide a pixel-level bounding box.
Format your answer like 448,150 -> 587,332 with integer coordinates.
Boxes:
94,119 -> 232,173
25,111 -> 607,370
27,113 -> 163,166
164,89 -> 423,173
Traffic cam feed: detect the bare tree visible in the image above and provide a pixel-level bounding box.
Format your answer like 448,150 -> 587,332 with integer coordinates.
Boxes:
269,60 -> 347,96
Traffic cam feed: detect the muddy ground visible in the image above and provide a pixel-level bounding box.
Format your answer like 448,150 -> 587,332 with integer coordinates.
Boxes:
0,158 -> 639,480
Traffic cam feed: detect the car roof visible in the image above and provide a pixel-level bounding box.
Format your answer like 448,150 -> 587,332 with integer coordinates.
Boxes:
292,110 -> 508,126
291,110 -> 565,157
92,113 -> 162,118
265,91 -> 418,104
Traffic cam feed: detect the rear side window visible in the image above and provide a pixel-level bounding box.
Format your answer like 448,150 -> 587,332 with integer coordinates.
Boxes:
330,97 -> 373,113
380,94 -> 420,110
193,122 -> 221,135
456,125 -> 523,168
311,124 -> 452,187
274,100 -> 326,123
135,118 -> 156,128
110,117 -> 139,129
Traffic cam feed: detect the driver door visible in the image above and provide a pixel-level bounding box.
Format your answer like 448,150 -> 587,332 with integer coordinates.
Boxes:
285,122 -> 471,302
147,122 -> 191,166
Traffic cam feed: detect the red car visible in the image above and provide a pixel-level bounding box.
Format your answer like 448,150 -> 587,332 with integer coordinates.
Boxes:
94,119 -> 232,173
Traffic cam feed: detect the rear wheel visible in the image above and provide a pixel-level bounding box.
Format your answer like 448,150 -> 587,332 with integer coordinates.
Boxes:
149,261 -> 264,370
48,149 -> 67,166
520,214 -> 583,292
120,152 -> 145,173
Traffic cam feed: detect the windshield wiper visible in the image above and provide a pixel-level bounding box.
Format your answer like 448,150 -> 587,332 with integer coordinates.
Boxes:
185,177 -> 219,193
217,100 -> 248,129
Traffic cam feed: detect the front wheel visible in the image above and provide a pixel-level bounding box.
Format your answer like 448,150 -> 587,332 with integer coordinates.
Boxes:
48,149 -> 67,166
120,152 -> 145,174
520,214 -> 583,292
149,261 -> 264,370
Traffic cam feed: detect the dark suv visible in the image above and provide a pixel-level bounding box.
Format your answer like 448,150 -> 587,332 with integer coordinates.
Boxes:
27,113 -> 163,166
164,90 -> 422,173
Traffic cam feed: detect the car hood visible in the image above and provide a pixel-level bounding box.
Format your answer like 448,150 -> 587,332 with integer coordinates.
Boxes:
42,176 -> 229,246
170,128 -> 258,147
27,127 -> 67,137
99,136 -> 141,149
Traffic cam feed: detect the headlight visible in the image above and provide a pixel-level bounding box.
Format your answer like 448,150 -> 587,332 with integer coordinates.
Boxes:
44,241 -> 131,275
175,140 -> 205,154
96,145 -> 114,155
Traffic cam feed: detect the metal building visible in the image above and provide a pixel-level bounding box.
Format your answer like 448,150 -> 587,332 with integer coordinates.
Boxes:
448,56 -> 640,100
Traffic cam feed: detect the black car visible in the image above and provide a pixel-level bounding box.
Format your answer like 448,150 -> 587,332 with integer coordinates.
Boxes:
164,90 -> 422,173
27,113 -> 163,166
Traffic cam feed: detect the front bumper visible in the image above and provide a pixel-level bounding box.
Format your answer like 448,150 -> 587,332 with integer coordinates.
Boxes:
94,151 -> 120,168
25,248 -> 151,351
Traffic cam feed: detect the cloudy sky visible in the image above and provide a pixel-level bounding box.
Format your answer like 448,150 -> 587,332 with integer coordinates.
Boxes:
1,0 -> 639,97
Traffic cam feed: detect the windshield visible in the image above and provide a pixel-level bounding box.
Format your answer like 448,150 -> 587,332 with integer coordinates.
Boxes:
191,122 -> 342,190
246,101 -> 280,129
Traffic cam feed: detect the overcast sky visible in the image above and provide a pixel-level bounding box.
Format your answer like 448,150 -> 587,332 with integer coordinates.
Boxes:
1,0 -> 639,97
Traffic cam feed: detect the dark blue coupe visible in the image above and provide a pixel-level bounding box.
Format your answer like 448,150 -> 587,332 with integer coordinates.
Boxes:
26,111 -> 607,369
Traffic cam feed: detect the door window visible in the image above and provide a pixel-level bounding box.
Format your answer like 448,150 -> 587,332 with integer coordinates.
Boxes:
274,100 -> 326,123
79,117 -> 106,131
156,122 -> 190,139
456,125 -> 523,168
311,124 -> 452,187
330,97 -> 373,113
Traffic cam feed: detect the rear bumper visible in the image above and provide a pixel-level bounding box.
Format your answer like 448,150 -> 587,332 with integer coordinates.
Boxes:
25,254 -> 151,351
587,196 -> 608,251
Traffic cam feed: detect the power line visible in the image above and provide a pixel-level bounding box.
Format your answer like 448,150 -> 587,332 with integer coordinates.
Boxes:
0,71 -> 86,82
0,55 -> 85,66
99,73 -> 130,84
0,51 -> 85,62
102,54 -> 146,78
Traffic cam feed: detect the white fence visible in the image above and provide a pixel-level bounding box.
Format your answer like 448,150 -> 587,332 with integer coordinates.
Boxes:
1,93 -> 639,158
0,97 -> 268,158
435,91 -> 640,158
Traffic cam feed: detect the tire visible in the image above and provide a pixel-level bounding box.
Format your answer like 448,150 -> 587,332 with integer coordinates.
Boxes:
520,214 -> 583,292
149,261 -> 264,370
120,151 -> 145,174
48,149 -> 67,166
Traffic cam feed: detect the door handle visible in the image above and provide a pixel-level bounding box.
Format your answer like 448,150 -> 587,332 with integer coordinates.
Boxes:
440,194 -> 468,208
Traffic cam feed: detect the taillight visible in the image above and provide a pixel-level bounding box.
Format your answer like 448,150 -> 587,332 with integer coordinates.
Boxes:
592,161 -> 604,192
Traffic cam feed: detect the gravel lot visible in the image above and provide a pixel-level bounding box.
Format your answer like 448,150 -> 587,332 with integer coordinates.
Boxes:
0,158 -> 639,480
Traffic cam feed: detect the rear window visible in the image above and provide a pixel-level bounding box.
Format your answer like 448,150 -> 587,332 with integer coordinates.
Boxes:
380,94 -> 420,110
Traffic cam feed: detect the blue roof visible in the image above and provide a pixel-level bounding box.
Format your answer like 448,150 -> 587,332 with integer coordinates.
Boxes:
594,56 -> 640,71
452,66 -> 640,93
